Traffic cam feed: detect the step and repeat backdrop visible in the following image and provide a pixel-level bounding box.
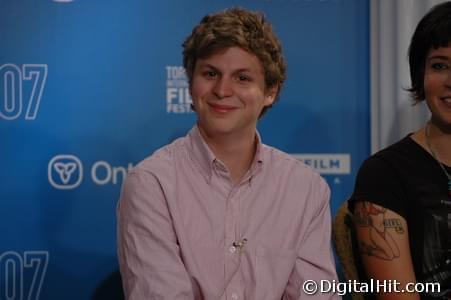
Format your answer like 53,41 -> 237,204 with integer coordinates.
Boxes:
1,0 -> 369,299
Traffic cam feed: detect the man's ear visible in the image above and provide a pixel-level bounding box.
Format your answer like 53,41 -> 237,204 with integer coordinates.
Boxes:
189,84 -> 196,111
264,86 -> 278,106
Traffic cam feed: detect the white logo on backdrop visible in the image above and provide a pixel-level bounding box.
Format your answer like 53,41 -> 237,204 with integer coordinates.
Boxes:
0,64 -> 47,121
166,66 -> 193,114
48,155 -> 133,190
53,162 -> 78,184
292,153 -> 351,175
0,251 -> 49,300
48,155 -> 83,189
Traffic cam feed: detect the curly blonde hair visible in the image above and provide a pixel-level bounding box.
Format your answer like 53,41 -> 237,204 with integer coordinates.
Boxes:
182,8 -> 286,115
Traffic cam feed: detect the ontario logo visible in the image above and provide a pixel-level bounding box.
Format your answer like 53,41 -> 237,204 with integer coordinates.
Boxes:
48,154 -> 133,190
48,155 -> 83,189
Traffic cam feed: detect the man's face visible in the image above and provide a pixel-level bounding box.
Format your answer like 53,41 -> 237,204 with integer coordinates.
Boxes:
190,46 -> 276,138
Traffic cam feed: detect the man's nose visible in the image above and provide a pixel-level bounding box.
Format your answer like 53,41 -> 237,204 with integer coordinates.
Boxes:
213,76 -> 233,99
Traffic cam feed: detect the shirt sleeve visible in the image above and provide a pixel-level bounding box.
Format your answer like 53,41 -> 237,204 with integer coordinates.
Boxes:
284,178 -> 340,300
349,155 -> 407,218
117,168 -> 195,299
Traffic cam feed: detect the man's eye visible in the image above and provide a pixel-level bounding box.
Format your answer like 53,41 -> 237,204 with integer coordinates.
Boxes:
205,71 -> 217,78
431,63 -> 448,70
238,75 -> 250,81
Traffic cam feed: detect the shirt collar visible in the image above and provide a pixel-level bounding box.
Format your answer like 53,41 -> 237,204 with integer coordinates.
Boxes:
186,125 -> 264,184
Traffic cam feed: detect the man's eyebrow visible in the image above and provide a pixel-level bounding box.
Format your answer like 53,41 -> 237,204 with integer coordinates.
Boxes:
232,68 -> 253,73
196,64 -> 257,75
196,63 -> 218,70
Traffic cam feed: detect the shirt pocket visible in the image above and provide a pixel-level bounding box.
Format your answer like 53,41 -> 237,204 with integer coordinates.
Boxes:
255,245 -> 297,300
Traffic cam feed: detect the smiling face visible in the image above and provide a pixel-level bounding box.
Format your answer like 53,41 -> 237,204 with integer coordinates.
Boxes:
190,46 -> 276,138
424,45 -> 451,130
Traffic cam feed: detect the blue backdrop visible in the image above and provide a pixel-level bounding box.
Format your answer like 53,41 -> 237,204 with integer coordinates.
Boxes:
0,0 -> 369,299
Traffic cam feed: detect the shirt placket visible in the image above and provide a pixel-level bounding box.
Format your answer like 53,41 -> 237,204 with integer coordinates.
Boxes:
224,182 -> 244,300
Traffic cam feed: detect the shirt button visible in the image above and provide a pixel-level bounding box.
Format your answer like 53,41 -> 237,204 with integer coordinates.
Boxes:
231,293 -> 238,300
214,161 -> 226,172
229,246 -> 236,254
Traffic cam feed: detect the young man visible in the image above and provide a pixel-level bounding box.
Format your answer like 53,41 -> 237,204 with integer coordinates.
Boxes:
118,8 -> 338,299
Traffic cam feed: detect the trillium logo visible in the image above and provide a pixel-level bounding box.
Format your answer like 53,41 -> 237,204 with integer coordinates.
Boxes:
53,162 -> 77,184
48,155 -> 133,189
48,155 -> 83,189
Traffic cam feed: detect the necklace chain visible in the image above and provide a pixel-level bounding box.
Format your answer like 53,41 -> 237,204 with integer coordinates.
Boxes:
424,122 -> 451,185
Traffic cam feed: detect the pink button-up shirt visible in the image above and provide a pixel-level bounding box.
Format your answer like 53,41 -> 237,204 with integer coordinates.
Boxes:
117,126 -> 338,299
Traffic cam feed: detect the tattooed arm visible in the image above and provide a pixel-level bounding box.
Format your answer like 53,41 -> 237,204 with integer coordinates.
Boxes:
354,201 -> 419,300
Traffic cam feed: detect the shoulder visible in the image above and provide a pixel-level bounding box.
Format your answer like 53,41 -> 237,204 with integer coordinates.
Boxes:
358,136 -> 416,176
374,135 -> 418,161
262,144 -> 322,174
128,136 -> 187,180
262,144 -> 329,195
350,137 -> 416,216
119,137 -> 188,207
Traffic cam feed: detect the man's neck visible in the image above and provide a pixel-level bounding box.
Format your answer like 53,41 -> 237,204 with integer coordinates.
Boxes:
198,125 -> 257,184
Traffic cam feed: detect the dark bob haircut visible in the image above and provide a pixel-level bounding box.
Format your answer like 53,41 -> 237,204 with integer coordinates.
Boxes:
408,1 -> 451,102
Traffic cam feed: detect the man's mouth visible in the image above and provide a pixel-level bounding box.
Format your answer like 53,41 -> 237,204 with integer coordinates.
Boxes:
208,103 -> 238,113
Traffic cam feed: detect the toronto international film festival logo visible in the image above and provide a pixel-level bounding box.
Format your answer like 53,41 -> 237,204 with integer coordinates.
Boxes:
165,66 -> 193,114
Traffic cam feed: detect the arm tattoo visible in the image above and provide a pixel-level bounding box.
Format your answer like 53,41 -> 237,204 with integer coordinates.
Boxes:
354,203 -> 404,261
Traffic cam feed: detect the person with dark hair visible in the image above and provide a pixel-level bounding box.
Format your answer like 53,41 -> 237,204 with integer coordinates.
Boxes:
350,2 -> 451,299
117,7 -> 338,300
